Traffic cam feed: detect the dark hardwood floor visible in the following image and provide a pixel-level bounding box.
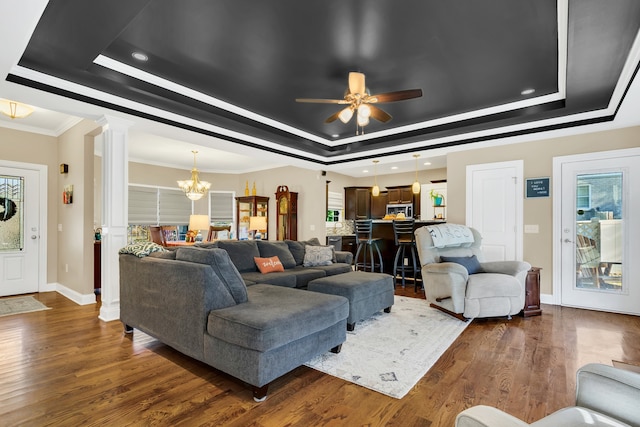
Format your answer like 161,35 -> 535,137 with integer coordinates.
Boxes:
1,289 -> 639,426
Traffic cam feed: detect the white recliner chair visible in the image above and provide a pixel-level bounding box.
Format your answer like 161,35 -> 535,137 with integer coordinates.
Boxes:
456,363 -> 640,427
414,225 -> 530,320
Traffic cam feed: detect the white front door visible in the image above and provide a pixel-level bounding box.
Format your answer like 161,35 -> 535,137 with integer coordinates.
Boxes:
466,161 -> 523,261
557,149 -> 640,314
0,166 -> 40,296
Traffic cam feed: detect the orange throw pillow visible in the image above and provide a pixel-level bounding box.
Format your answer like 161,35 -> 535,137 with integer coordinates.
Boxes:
254,256 -> 284,273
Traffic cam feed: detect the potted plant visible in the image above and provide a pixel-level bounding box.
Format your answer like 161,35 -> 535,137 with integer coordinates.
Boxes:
430,189 -> 444,206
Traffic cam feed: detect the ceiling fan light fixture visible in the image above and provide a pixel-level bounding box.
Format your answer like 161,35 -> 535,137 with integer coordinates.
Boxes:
357,104 -> 371,118
357,115 -> 370,127
177,150 -> 211,201
338,107 -> 354,123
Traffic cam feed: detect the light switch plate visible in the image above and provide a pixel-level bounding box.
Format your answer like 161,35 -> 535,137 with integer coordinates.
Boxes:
524,224 -> 539,233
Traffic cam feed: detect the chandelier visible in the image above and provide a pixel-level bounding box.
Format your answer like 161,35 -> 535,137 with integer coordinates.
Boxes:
177,150 -> 211,201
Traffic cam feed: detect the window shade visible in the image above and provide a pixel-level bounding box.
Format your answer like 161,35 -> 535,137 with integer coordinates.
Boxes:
328,191 -> 343,210
210,191 -> 234,224
128,186 -> 158,225
159,188 -> 192,225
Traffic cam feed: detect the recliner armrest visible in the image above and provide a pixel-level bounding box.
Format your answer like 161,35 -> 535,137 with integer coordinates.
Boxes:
455,405 -> 530,427
480,261 -> 531,276
424,261 -> 469,278
576,363 -> 640,426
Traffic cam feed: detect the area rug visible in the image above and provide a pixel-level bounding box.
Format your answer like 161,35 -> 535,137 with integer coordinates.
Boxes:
305,296 -> 470,399
0,295 -> 51,317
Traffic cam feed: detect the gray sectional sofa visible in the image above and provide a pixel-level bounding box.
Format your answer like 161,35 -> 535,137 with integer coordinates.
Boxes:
120,244 -> 350,401
196,238 -> 354,287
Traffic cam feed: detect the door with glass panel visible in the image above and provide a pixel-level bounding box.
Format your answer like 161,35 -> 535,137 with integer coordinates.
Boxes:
0,167 -> 40,296
560,152 -> 640,314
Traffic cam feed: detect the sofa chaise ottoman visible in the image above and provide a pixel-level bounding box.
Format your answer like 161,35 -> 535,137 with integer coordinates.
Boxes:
308,271 -> 394,331
120,245 -> 349,401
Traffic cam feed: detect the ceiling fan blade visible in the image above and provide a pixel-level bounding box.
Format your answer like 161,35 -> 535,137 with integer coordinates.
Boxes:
369,105 -> 392,123
348,72 -> 366,95
367,89 -> 423,103
295,98 -> 348,104
324,110 -> 342,123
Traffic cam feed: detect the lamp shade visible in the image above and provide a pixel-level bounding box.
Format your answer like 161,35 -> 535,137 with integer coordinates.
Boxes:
249,216 -> 267,231
188,214 -> 210,231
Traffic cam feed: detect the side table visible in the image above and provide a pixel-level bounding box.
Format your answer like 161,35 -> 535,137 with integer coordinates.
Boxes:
522,267 -> 542,317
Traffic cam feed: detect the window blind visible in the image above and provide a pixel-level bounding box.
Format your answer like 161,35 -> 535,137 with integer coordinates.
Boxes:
159,188 -> 192,225
210,191 -> 234,224
128,186 -> 158,225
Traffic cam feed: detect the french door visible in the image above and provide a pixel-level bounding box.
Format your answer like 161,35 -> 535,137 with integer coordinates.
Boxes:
557,149 -> 640,314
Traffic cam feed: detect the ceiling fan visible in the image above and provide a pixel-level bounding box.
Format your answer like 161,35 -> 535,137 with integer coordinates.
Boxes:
296,72 -> 422,129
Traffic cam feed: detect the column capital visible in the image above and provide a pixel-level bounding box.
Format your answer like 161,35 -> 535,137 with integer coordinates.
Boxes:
96,115 -> 135,131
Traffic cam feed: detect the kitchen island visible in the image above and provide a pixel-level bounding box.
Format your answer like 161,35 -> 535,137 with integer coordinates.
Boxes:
327,219 -> 445,279
367,220 -> 444,277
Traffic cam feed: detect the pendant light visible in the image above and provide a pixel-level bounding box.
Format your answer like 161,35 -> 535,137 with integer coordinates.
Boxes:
177,150 -> 211,201
371,160 -> 380,197
412,154 -> 421,195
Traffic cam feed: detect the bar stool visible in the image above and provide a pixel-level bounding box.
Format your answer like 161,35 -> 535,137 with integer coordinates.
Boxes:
354,219 -> 384,273
392,219 -> 420,290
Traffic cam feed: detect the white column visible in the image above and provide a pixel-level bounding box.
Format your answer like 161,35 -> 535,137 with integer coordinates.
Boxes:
96,115 -> 133,322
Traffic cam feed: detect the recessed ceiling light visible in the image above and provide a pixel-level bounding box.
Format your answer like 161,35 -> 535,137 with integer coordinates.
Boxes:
521,88 -> 535,95
132,52 -> 148,61
363,169 -> 369,173
331,134 -> 339,138
391,166 -> 398,170
423,161 -> 431,166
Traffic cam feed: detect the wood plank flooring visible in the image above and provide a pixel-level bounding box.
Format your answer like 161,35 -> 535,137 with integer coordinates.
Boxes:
1,289 -> 639,426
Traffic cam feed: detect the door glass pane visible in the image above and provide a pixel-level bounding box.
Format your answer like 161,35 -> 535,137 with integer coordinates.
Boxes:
0,175 -> 24,251
575,172 -> 623,291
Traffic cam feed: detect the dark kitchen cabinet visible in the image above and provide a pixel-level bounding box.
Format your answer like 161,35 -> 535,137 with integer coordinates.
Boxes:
371,191 -> 388,219
387,186 -> 414,204
344,187 -> 371,220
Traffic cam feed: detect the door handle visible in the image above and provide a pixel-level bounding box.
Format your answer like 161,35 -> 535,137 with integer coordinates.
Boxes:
31,235 -> 38,239
564,238 -> 573,243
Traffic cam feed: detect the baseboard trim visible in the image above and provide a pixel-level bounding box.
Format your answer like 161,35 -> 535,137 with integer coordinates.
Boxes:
540,293 -> 554,305
56,283 -> 97,305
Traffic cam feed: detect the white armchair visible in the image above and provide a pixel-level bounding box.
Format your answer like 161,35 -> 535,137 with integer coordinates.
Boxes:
414,226 -> 530,320
456,363 -> 640,427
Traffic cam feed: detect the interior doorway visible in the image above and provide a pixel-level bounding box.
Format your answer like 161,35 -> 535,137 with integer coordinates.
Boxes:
553,148 -> 640,315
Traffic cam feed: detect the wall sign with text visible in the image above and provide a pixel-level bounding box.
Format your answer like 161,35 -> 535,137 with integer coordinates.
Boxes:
525,177 -> 550,198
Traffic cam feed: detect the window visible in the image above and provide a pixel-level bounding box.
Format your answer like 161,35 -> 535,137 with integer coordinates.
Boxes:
576,184 -> 591,210
128,185 -> 193,242
209,191 -> 235,225
326,191 -> 343,225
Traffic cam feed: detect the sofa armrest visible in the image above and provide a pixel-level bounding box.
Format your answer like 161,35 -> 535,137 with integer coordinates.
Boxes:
456,405 -> 529,427
119,255 -> 233,362
335,250 -> 353,265
575,363 -> 640,426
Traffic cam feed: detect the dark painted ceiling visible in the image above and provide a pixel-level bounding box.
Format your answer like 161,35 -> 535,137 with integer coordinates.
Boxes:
8,0 -> 640,166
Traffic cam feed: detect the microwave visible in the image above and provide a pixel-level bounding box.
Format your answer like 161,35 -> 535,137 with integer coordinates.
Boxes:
386,203 -> 413,218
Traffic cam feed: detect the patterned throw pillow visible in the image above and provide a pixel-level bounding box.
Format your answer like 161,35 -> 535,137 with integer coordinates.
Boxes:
303,245 -> 334,267
254,256 -> 285,273
118,242 -> 168,258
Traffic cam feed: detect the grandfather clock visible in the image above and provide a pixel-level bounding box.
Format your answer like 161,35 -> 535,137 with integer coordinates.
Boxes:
275,185 -> 297,241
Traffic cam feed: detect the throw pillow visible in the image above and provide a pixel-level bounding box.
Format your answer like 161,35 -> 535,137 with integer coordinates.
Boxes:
257,240 -> 297,269
254,256 -> 285,273
303,245 -> 334,267
118,242 -> 168,258
440,255 -> 482,274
